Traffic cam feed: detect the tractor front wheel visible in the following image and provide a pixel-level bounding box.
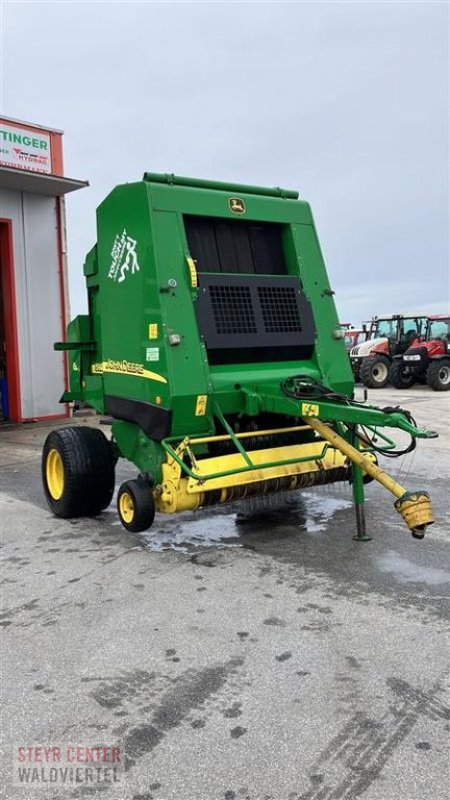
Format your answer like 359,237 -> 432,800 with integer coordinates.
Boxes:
390,360 -> 416,389
352,363 -> 361,383
42,427 -> 116,518
360,355 -> 391,388
426,359 -> 450,391
117,480 -> 155,533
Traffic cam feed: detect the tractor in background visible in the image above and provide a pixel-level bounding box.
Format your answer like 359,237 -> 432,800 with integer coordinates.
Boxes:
350,315 -> 427,388
390,315 -> 450,391
339,323 -> 368,353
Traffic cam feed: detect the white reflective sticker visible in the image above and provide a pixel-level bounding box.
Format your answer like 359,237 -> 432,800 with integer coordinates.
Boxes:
146,347 -> 159,362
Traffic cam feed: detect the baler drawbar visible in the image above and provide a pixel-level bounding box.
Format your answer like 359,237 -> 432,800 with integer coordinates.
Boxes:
43,173 -> 436,541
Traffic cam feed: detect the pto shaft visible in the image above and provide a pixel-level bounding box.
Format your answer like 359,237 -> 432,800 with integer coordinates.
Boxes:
305,418 -> 434,536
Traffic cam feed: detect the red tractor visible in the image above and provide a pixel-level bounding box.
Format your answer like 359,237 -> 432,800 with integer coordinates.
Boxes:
390,315 -> 450,391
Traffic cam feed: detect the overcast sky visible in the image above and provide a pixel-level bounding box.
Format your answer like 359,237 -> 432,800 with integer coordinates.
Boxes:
1,1 -> 448,324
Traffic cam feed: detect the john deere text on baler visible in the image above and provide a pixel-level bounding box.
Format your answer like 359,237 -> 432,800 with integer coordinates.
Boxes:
42,173 -> 436,540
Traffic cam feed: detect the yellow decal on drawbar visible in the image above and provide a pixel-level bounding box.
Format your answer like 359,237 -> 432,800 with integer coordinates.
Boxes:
301,402 -> 319,417
195,395 -> 208,416
148,323 -> 158,339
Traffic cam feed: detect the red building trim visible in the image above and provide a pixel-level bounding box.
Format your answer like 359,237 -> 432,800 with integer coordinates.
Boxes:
50,132 -> 64,175
0,219 -> 22,422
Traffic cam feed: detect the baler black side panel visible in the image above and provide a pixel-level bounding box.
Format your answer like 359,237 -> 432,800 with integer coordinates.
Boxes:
185,216 -> 286,275
204,345 -> 312,366
105,396 -> 172,441
195,273 -> 316,364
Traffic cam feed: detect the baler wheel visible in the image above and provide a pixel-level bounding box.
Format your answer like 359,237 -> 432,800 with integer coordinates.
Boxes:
42,427 -> 116,518
117,480 -> 155,533
360,355 -> 391,388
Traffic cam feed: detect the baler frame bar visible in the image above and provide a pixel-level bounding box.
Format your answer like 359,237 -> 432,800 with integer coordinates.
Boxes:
161,427 -> 337,484
253,388 -> 437,439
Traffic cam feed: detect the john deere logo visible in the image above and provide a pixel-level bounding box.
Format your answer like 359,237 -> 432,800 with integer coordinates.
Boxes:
229,197 -> 246,214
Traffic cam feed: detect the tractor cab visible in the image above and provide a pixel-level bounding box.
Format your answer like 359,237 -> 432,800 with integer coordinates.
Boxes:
426,316 -> 450,346
339,323 -> 367,352
343,329 -> 366,351
369,316 -> 424,353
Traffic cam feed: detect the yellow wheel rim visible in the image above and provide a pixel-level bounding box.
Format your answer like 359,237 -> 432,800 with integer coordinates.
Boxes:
46,448 -> 64,500
119,491 -> 135,523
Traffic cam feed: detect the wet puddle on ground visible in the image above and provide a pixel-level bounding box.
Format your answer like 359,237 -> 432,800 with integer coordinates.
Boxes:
141,490 -> 353,553
377,550 -> 450,586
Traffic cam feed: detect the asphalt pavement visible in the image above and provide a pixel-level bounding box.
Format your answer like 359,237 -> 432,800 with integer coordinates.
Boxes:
0,386 -> 449,800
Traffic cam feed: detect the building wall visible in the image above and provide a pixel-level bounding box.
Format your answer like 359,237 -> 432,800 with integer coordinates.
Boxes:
0,187 -> 66,418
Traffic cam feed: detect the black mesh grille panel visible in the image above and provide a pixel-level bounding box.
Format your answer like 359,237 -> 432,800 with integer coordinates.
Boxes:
195,273 -> 316,362
210,285 -> 257,335
258,286 -> 302,333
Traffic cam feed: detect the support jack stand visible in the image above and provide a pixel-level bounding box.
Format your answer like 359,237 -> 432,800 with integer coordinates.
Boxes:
351,439 -> 372,542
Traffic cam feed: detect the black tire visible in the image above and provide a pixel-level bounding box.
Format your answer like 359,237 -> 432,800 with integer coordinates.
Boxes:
426,359 -> 450,391
389,360 -> 416,389
360,355 -> 391,388
42,426 -> 116,518
117,479 -> 155,533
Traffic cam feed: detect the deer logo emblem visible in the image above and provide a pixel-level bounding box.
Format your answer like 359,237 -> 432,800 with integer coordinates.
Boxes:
229,197 -> 246,214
